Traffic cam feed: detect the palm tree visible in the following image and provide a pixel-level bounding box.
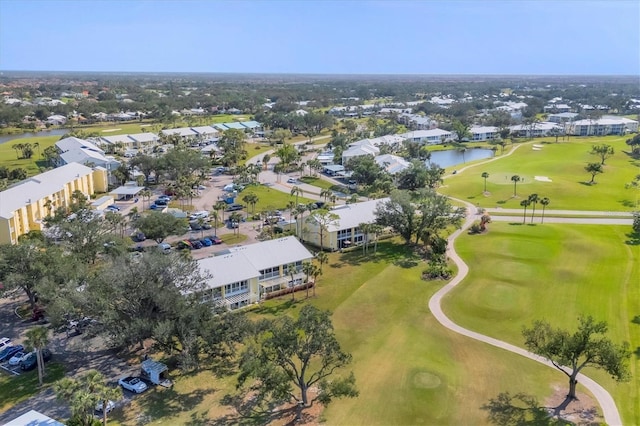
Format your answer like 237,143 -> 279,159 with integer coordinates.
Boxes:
320,188 -> 332,203
358,222 -> 372,254
24,326 -> 49,386
290,186 -> 304,206
242,192 -> 259,214
315,251 -> 328,273
311,263 -> 322,297
229,212 -> 243,235
302,261 -> 314,298
539,197 -> 550,224
528,193 -> 539,223
481,172 -> 489,193
215,200 -> 227,224
520,199 -> 531,224
210,210 -> 220,232
511,175 -> 521,197
140,189 -> 152,209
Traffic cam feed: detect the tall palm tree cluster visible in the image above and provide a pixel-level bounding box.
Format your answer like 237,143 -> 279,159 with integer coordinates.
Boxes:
519,193 -> 551,224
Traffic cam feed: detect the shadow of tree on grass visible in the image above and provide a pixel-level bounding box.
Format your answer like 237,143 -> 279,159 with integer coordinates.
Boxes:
481,392 -> 571,425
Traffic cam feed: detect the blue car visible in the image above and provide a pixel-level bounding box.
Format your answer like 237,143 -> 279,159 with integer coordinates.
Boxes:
149,204 -> 162,210
200,237 -> 212,247
0,345 -> 24,362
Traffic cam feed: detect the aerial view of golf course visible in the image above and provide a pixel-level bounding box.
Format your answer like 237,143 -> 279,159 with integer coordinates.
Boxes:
317,135 -> 639,425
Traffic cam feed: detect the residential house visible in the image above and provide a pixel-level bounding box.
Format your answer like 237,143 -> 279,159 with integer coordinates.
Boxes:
509,122 -> 562,138
547,112 -> 579,123
197,236 -> 314,309
55,137 -> 121,183
399,129 -> 454,144
568,117 -> 638,136
469,126 -> 498,141
0,163 -> 108,244
342,141 -> 380,165
397,113 -> 438,130
374,154 -> 411,175
303,198 -> 388,251
46,114 -> 67,125
98,132 -> 159,151
544,104 -> 572,113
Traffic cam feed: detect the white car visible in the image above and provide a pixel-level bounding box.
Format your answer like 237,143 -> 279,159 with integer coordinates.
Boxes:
96,400 -> 116,413
0,337 -> 11,351
118,376 -> 148,393
8,351 -> 29,366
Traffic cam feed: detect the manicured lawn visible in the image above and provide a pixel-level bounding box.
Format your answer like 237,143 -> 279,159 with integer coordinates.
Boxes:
0,135 -> 60,176
115,239 -> 605,425
0,362 -> 65,414
237,184 -> 316,213
444,222 -> 640,424
299,175 -> 335,190
438,136 -> 640,211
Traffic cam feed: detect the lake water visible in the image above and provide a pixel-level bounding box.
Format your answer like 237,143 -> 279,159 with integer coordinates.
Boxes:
428,148 -> 494,169
0,128 -> 70,144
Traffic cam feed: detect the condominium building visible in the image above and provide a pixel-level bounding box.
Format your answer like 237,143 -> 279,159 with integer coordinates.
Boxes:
197,236 -> 314,310
0,163 -> 108,244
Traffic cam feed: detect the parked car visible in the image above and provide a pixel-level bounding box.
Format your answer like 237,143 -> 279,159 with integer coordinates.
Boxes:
149,203 -> 163,210
0,337 -> 11,351
20,348 -> 52,370
105,205 -> 120,212
157,243 -> 172,254
131,232 -> 146,242
9,351 -> 30,366
118,376 -> 148,394
95,400 -> 116,414
189,239 -> 203,249
209,235 -> 223,245
0,345 -> 23,362
157,195 -> 171,202
200,237 -> 212,247
225,204 -> 244,212
189,221 -> 202,231
176,240 -> 193,250
154,199 -> 168,206
287,178 -> 299,184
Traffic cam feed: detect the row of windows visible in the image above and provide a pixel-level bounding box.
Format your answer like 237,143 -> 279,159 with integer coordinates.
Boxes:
224,280 -> 248,295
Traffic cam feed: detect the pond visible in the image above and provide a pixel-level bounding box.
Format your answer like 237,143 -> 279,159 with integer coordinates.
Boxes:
427,148 -> 495,169
0,128 -> 70,144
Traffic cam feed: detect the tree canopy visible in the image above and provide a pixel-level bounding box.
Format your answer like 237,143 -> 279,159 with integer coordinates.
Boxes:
238,305 -> 358,420
522,316 -> 631,400
134,212 -> 186,243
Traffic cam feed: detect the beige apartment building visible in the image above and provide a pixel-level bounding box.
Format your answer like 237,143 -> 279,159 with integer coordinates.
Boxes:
0,163 -> 108,244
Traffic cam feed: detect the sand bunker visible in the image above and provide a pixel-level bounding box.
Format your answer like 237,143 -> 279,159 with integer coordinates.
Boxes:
102,128 -> 122,133
534,176 -> 552,182
532,144 -> 543,148
532,147 -> 541,151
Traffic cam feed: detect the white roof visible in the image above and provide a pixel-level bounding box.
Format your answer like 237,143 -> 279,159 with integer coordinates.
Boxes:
399,129 -> 451,139
510,122 -> 561,131
0,162 -> 94,219
161,128 -> 197,137
324,198 -> 389,232
375,154 -> 410,175
190,126 -> 219,135
572,117 -> 635,126
4,409 -> 65,426
57,137 -> 104,155
198,236 -> 313,289
470,126 -> 498,134
548,112 -> 578,118
343,145 -> 379,158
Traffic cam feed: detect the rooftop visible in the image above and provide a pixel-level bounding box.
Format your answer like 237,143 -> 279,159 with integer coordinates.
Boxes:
0,162 -> 94,218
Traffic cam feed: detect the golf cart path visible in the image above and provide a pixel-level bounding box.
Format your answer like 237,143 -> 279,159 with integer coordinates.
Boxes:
428,201 -> 623,426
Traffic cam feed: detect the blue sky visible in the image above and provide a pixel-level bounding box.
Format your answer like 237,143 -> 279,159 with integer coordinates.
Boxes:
1,0 -> 638,75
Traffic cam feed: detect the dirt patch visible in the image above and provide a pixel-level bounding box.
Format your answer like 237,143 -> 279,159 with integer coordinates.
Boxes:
271,388 -> 324,426
543,383 -> 603,425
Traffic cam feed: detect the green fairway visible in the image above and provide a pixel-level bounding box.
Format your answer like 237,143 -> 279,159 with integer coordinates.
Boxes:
438,136 -> 640,211
444,222 -> 640,423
